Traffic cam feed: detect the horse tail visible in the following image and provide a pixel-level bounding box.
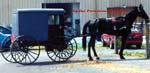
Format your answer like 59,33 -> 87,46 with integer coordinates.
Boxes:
82,20 -> 90,51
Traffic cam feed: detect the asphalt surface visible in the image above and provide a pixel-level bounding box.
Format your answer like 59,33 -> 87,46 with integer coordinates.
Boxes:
1,48 -> 150,73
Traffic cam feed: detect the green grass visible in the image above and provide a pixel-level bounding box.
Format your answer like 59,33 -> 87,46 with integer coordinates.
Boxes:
77,42 -> 146,58
76,43 -> 82,50
123,51 -> 145,58
141,43 -> 147,49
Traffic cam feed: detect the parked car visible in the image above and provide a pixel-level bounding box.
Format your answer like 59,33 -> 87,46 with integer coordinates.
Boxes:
0,25 -> 11,34
99,23 -> 143,49
100,34 -> 114,47
126,26 -> 143,48
0,25 -> 11,52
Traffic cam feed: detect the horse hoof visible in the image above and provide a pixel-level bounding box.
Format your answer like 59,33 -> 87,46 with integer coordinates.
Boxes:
96,57 -> 100,60
120,56 -> 125,60
89,57 -> 93,61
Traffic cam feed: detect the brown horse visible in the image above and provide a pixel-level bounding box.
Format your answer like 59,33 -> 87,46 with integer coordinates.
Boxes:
82,4 -> 149,60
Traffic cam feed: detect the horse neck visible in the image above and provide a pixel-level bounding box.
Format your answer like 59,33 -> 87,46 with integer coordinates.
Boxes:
125,10 -> 138,28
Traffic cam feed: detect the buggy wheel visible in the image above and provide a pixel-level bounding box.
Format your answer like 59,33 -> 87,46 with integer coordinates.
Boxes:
46,39 -> 75,62
46,49 -> 69,62
68,38 -> 77,58
1,37 -> 16,63
56,38 -> 77,60
10,37 -> 40,65
56,41 -> 73,60
1,48 -> 16,63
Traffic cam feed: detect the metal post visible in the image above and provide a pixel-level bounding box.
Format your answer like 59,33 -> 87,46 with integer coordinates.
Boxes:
114,26 -> 118,54
114,36 -> 118,54
146,22 -> 150,59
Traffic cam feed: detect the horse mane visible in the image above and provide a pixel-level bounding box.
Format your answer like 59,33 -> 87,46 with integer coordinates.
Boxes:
115,17 -> 125,21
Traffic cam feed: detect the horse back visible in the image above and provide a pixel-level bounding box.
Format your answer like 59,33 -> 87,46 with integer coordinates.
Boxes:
98,18 -> 115,34
98,18 -> 126,35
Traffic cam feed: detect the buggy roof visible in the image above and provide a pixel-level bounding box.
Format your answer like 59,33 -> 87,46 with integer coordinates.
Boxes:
13,8 -> 65,14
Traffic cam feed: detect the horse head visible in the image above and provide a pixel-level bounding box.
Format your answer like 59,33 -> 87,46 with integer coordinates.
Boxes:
136,4 -> 149,23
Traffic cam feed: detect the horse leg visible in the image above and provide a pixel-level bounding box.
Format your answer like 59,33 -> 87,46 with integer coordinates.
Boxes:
88,38 -> 93,61
91,35 -> 100,60
119,36 -> 127,59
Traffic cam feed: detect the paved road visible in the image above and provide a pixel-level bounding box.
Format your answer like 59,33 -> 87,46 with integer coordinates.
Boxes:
1,49 -> 150,73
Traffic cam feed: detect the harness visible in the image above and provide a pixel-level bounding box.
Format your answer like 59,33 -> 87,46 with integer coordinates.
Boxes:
112,17 -> 127,31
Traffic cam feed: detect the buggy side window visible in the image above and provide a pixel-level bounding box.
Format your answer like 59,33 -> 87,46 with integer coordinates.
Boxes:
48,15 -> 60,25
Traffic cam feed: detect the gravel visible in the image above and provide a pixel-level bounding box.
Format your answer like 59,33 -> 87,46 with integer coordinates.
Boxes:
1,48 -> 150,73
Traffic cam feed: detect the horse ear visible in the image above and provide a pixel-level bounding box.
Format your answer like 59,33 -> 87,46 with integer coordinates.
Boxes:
137,4 -> 143,12
139,4 -> 143,9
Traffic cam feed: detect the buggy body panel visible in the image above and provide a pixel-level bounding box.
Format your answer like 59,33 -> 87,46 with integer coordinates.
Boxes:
12,9 -> 65,42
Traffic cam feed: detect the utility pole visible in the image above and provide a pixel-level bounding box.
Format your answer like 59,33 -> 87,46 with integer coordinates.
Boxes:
146,22 -> 150,59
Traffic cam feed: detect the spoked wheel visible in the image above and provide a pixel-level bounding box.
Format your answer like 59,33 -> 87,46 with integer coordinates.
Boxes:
10,37 -> 40,65
1,36 -> 16,63
1,48 -> 16,63
46,49 -> 70,62
55,41 -> 74,60
68,38 -> 77,57
57,38 -> 78,59
46,40 -> 72,62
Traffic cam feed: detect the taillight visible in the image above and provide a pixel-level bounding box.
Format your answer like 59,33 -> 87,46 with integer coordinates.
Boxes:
11,33 -> 15,42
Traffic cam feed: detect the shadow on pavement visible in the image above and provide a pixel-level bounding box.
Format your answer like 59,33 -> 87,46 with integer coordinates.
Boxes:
25,60 -> 87,66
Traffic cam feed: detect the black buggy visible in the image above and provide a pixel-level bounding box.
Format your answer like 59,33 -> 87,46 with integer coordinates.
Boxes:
2,8 -> 77,65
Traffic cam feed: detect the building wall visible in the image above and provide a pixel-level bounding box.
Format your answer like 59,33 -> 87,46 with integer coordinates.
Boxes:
97,0 -> 109,18
45,0 -> 108,30
0,0 -> 149,29
1,0 -> 107,31
109,0 -> 141,7
108,0 -> 150,18
0,0 -> 11,25
141,0 -> 150,17
0,0 -> 43,25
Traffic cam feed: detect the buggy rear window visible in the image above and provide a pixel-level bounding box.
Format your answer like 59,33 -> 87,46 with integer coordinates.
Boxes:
48,15 -> 60,25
